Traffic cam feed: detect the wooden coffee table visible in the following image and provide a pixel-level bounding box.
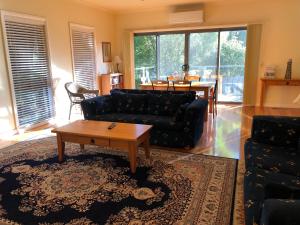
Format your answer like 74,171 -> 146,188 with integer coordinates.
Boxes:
51,120 -> 152,173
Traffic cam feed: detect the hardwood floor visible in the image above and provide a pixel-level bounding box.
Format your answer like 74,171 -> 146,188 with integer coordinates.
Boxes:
1,105 -> 300,161
194,105 -> 300,160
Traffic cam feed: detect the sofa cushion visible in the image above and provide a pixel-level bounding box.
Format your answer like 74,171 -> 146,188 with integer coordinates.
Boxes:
150,129 -> 191,148
173,103 -> 190,122
111,88 -> 196,99
111,91 -> 147,114
95,95 -> 114,114
245,139 -> 300,176
244,168 -> 300,225
260,199 -> 300,225
147,93 -> 194,116
95,113 -> 184,131
251,116 -> 300,148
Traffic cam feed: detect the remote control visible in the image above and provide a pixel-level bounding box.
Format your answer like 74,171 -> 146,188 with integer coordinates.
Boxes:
107,122 -> 116,129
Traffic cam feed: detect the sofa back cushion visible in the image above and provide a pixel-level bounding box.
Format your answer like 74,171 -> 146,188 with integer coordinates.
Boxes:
252,116 -> 300,148
111,89 -> 196,97
95,95 -> 114,115
111,91 -> 147,114
147,93 -> 194,116
173,103 -> 190,121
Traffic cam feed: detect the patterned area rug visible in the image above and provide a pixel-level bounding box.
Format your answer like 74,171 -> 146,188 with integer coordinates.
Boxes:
233,160 -> 245,225
0,136 -> 237,225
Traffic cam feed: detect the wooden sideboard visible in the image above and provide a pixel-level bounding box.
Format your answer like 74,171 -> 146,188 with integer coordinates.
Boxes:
260,78 -> 300,106
97,73 -> 124,95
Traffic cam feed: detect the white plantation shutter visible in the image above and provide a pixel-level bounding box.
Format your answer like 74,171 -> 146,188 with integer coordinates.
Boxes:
70,24 -> 96,89
1,12 -> 54,128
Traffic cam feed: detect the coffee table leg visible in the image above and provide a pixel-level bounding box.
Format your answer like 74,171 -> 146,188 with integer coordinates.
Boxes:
57,134 -> 65,162
80,144 -> 84,150
143,135 -> 150,159
128,142 -> 137,173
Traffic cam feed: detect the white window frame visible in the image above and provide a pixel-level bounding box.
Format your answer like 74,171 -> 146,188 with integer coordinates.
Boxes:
69,23 -> 97,89
1,10 -> 55,130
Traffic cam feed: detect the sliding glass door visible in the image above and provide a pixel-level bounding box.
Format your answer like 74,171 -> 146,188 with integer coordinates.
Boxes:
219,30 -> 247,102
134,34 -> 185,86
159,34 -> 185,79
189,32 -> 218,82
134,28 -> 247,103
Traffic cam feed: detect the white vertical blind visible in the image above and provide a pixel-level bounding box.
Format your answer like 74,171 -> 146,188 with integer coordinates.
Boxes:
70,24 -> 96,89
2,12 -> 54,128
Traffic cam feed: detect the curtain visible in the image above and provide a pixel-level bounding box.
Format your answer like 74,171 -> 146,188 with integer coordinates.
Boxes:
243,24 -> 263,106
122,31 -> 135,88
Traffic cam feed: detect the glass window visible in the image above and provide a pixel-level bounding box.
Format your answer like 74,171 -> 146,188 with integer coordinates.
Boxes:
159,34 -> 185,79
133,28 -> 247,103
134,35 -> 157,87
71,24 -> 97,89
189,32 -> 218,82
219,30 -> 247,102
2,13 -> 54,128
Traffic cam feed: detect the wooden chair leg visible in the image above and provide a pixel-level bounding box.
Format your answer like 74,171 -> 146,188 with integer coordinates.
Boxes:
215,99 -> 217,116
212,100 -> 215,119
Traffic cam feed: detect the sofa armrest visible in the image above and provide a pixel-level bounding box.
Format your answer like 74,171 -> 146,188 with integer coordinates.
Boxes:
183,99 -> 208,143
251,115 -> 300,148
260,199 -> 300,225
81,95 -> 113,120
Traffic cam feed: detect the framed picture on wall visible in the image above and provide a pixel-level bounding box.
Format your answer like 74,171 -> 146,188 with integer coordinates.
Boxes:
102,42 -> 112,62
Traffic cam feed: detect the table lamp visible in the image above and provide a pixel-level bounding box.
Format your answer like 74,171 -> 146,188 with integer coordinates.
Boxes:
114,56 -> 122,73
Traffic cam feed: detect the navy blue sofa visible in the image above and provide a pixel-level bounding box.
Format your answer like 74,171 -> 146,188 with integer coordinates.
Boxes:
244,115 -> 300,225
81,89 -> 208,148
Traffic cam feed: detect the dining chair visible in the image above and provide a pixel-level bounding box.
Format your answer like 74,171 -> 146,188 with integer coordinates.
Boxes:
172,80 -> 192,91
209,79 -> 218,118
151,80 -> 169,91
185,75 -> 201,82
167,75 -> 179,82
184,75 -> 201,97
65,82 -> 99,120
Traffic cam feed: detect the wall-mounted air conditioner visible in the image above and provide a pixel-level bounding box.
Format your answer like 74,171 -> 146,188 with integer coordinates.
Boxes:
169,10 -> 204,24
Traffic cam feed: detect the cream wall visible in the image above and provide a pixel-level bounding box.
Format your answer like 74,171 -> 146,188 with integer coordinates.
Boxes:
0,0 -> 299,134
0,0 -> 116,133
115,0 -> 300,108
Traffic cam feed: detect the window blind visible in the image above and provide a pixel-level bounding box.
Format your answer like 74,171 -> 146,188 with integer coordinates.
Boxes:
2,14 -> 54,128
71,25 -> 96,89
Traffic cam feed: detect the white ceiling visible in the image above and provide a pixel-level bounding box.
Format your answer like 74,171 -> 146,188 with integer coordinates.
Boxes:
73,0 -> 257,14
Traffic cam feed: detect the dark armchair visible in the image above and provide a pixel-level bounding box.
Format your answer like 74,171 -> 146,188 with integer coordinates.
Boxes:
244,115 -> 300,225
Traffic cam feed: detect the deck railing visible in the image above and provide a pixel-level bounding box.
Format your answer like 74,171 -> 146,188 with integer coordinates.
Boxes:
135,65 -> 245,102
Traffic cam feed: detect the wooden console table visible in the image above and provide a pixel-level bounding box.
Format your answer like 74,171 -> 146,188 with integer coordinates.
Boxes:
260,78 -> 300,106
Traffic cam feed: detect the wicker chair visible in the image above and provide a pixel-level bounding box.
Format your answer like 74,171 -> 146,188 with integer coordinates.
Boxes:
65,82 -> 99,119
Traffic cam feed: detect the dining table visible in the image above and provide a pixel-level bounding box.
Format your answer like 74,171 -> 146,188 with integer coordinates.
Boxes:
140,82 -> 215,121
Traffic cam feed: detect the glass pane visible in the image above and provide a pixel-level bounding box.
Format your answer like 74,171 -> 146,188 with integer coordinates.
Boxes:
219,30 -> 247,102
134,35 -> 157,87
159,34 -> 185,80
189,32 -> 218,82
